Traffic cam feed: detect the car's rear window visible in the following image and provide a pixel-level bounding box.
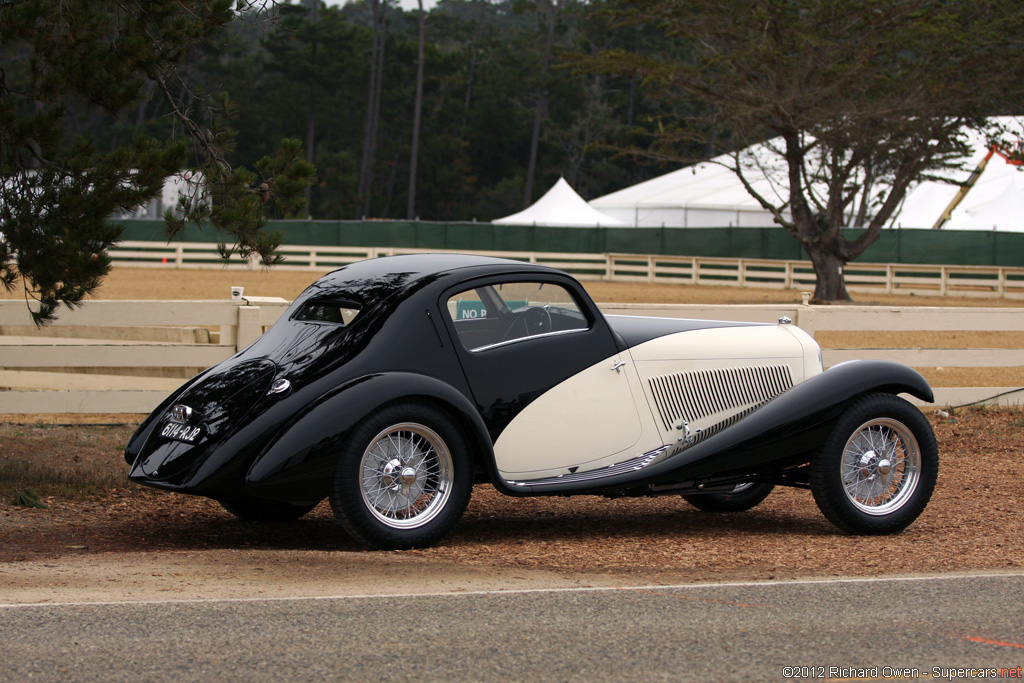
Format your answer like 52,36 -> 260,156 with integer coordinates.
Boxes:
295,300 -> 361,326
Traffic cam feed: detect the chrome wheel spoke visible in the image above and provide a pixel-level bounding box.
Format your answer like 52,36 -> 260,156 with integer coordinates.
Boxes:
358,422 -> 454,529
840,417 -> 921,516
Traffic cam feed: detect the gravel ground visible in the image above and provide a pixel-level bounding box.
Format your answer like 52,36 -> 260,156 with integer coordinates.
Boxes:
1,407 -> 1021,594
2,267 -> 1023,599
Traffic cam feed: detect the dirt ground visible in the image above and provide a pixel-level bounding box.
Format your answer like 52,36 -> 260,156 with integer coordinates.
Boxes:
2,266 -> 1024,602
1,406 -> 1022,603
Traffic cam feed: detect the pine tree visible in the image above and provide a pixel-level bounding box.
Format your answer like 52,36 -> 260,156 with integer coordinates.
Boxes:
0,0 -> 315,323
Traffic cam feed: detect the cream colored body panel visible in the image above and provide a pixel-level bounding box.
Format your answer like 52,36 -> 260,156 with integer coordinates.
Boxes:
628,324 -> 822,444
493,353 -> 663,480
493,322 -> 823,484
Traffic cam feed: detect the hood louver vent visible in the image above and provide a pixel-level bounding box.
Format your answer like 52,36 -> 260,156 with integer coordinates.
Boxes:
648,365 -> 793,434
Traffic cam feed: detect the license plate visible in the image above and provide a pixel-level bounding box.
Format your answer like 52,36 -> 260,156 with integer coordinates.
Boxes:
160,421 -> 204,444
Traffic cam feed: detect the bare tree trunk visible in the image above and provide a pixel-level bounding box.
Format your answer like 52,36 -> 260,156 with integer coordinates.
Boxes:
134,80 -> 157,130
357,0 -> 386,218
459,0 -> 490,142
406,0 -> 425,220
805,245 -> 853,302
305,0 -> 320,218
523,0 -> 558,208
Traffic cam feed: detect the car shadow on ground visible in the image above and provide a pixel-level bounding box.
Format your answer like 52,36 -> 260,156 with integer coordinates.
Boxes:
78,492 -> 834,557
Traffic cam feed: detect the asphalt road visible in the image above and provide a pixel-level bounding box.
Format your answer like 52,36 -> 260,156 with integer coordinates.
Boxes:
2,573 -> 1022,682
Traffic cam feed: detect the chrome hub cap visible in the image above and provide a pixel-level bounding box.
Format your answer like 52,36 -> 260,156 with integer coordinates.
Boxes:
359,423 -> 453,529
841,417 -> 921,515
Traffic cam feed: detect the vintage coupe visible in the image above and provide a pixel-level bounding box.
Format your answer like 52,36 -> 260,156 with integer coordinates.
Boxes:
126,253 -> 939,550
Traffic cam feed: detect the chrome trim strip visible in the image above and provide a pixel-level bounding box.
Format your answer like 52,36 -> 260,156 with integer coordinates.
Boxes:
506,445 -> 670,487
471,327 -> 588,353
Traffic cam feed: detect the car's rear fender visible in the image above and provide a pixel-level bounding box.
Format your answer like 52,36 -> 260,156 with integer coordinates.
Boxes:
244,372 -> 493,502
124,369 -> 211,465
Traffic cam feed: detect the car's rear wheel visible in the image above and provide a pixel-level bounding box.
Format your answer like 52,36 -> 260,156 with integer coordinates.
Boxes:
810,393 -> 938,535
219,499 -> 319,522
330,402 -> 473,550
682,482 -> 775,512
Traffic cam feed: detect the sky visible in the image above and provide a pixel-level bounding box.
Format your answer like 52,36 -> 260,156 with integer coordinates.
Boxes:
394,0 -> 439,8
322,0 -> 441,10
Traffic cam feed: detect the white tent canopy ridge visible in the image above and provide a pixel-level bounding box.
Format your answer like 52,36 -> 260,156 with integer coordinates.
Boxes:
493,177 -> 626,228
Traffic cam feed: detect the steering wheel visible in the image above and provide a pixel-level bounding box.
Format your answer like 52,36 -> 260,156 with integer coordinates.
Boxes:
501,306 -> 552,342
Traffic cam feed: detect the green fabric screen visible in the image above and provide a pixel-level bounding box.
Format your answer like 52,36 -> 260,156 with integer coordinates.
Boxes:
116,220 -> 1024,268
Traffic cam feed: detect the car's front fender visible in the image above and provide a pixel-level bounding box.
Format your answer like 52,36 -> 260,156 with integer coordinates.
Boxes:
512,360 -> 933,495
647,359 -> 933,480
243,372 -> 492,502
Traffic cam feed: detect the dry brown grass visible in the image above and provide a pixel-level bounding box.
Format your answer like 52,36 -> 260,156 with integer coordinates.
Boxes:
3,265 -> 1022,308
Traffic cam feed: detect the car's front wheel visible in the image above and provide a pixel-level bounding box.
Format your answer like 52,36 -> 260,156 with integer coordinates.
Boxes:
330,402 -> 473,550
810,393 -> 938,535
682,482 -> 775,512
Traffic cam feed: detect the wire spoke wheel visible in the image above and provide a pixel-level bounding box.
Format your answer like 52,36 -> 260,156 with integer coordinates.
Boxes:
840,418 -> 921,515
360,423 -> 454,529
682,482 -> 775,512
331,402 -> 473,550
810,393 -> 938,535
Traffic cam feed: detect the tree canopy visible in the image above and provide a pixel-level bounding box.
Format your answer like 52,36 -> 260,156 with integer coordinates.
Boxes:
6,0 -> 1024,312
578,0 -> 1024,300
1,0 -> 315,323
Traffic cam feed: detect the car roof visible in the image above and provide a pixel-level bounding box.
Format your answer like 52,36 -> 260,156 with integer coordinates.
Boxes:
292,253 -> 566,307
320,253 -> 554,287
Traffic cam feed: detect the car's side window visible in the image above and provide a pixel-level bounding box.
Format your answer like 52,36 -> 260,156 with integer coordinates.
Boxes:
446,281 -> 588,351
294,299 -> 361,325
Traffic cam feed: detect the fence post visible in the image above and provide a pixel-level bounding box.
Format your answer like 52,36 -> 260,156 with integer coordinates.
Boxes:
795,302 -> 816,337
236,305 -> 262,351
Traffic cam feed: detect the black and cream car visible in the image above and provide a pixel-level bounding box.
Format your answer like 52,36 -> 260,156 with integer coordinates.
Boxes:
126,254 -> 939,550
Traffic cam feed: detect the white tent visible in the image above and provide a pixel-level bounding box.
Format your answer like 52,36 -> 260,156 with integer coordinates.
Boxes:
493,177 -> 626,227
590,118 -> 1024,231
896,121 -> 1024,231
588,147 -> 791,228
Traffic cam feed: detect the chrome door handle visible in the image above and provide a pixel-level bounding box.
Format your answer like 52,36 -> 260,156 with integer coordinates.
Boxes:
611,360 -> 626,373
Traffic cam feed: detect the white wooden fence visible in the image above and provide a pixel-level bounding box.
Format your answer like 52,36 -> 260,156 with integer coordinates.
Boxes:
0,297 -> 289,413
1,297 -> 1021,413
111,240 -> 1024,299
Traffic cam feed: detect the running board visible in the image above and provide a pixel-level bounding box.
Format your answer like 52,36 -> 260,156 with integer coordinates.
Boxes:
505,445 -> 670,488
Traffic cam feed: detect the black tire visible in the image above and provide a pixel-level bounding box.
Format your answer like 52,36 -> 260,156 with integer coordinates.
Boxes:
219,499 -> 319,522
810,393 -> 938,535
682,482 -> 775,512
330,401 -> 473,550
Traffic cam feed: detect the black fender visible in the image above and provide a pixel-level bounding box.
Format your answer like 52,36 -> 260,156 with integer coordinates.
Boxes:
124,369 -> 211,466
514,360 -> 933,495
243,372 -> 493,502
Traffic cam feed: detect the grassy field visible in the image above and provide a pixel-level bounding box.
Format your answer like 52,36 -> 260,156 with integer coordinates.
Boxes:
18,265 -> 1024,308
